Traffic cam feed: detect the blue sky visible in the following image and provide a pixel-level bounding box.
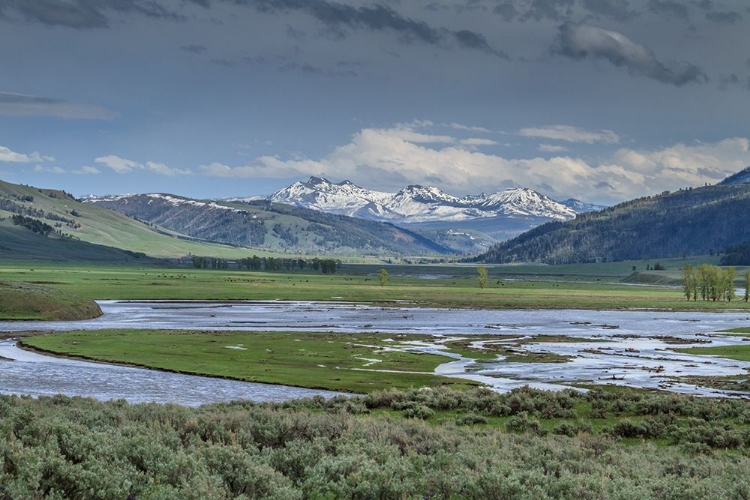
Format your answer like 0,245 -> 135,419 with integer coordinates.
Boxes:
1,0 -> 749,205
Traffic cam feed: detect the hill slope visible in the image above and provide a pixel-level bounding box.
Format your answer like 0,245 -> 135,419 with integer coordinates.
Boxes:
0,179 -> 269,260
86,193 -> 451,255
475,184 -> 750,264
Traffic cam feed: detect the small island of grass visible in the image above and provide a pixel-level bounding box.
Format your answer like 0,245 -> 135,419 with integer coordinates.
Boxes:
0,280 -> 102,321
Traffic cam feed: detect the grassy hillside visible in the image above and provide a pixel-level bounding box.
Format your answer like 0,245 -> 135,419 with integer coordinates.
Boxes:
476,184 -> 750,264
0,179 -> 293,260
87,194 -> 451,256
0,280 -> 101,320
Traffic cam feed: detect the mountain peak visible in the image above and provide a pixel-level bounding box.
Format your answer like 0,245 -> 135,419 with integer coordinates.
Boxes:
720,166 -> 750,186
267,178 -> 589,224
306,176 -> 330,186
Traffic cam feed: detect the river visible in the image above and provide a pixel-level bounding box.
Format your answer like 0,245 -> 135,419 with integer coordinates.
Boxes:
1,300 -> 749,402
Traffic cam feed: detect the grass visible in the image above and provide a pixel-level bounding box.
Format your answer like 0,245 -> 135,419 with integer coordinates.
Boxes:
20,330 -> 485,393
675,344 -> 750,362
0,280 -> 102,320
1,261 -> 748,311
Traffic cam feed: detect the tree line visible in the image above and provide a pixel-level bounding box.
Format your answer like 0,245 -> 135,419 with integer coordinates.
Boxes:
682,264 -> 750,302
192,255 -> 341,274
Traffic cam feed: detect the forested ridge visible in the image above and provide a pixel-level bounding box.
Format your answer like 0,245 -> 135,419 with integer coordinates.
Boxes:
476,184 -> 750,264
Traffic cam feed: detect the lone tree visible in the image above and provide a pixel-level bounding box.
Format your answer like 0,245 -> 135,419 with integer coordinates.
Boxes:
477,265 -> 488,289
378,268 -> 389,287
682,265 -> 693,301
745,270 -> 750,302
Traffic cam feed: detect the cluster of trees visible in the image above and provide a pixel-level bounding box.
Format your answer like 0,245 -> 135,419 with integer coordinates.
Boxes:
682,264 -> 750,302
1,387 -> 750,499
10,214 -> 54,237
191,256 -> 230,270
193,255 -> 342,274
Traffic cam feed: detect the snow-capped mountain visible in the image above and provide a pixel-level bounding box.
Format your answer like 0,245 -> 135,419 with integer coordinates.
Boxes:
559,198 -> 606,213
253,177 -> 586,224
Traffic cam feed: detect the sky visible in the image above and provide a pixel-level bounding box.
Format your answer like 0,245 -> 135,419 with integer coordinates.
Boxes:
0,0 -> 749,205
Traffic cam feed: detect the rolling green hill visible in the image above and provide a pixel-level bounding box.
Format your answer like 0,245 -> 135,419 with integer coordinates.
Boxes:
0,179 -> 284,260
475,183 -> 750,264
87,194 -> 451,256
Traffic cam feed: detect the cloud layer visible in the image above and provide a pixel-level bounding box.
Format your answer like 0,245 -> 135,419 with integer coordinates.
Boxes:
555,22 -> 708,86
0,92 -> 117,120
95,155 -> 190,176
198,122 -> 750,204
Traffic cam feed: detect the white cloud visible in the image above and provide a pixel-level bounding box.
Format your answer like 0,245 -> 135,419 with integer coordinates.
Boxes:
520,125 -> 620,144
460,138 -> 499,146
33,165 -> 65,174
539,144 -> 569,153
72,166 -> 102,175
450,123 -> 492,133
0,145 -> 53,163
145,161 -> 192,176
95,155 -> 190,176
95,155 -> 142,173
199,122 -> 750,204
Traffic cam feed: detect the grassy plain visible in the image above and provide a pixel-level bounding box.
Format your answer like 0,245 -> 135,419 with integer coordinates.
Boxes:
20,329 -> 479,393
0,259 -> 747,311
20,330 -> 598,393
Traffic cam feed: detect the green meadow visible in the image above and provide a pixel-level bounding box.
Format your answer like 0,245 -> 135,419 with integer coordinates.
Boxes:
0,259 -> 747,311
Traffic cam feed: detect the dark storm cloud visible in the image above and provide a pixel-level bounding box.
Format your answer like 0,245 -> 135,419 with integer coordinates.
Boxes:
0,0 -> 180,29
280,62 -> 357,77
181,44 -> 208,54
234,0 -> 503,56
555,22 -> 708,86
581,0 -> 639,22
493,3 -> 518,22
495,0 -> 637,23
718,73 -> 740,90
520,0 -> 575,22
0,92 -> 117,119
705,10 -> 742,24
647,0 -> 689,19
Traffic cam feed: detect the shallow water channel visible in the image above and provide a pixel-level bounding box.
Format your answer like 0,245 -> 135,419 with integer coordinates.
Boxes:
2,300 -> 750,402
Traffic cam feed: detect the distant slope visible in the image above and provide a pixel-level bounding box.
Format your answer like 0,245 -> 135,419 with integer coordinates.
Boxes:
87,193 -> 452,255
720,166 -> 750,186
0,179 -> 268,259
475,184 -> 750,264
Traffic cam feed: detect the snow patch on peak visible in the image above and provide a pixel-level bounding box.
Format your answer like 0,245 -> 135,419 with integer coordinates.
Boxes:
262,178 -> 593,224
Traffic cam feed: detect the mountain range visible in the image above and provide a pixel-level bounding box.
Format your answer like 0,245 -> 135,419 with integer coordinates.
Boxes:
234,176 -> 603,224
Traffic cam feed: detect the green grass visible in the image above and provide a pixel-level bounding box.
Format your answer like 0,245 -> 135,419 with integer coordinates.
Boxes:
20,330 -> 482,393
0,280 -> 102,320
0,180 -> 303,260
675,344 -> 750,362
1,261 -> 748,311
